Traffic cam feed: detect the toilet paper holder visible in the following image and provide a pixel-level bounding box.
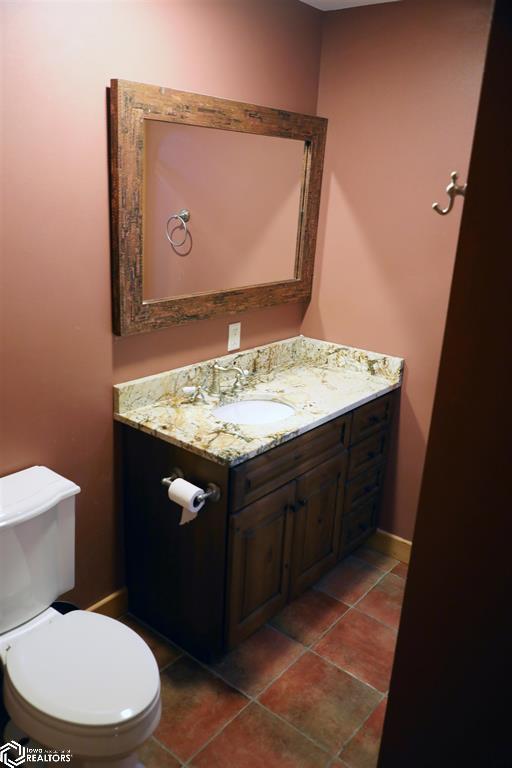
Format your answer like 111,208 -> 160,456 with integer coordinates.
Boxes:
161,467 -> 221,503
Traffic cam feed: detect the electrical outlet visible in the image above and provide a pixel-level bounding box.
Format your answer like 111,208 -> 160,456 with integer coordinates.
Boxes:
228,322 -> 241,351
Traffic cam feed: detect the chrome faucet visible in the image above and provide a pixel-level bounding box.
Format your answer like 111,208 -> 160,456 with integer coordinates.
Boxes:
212,362 -> 249,395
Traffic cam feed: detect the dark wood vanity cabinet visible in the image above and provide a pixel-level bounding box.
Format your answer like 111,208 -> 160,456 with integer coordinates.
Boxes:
120,391 -> 396,660
227,451 -> 348,646
227,482 -> 295,648
288,452 -> 347,599
340,395 -> 394,556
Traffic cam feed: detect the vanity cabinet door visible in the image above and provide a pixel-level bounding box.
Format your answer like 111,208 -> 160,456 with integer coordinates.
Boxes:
226,481 -> 296,648
289,452 -> 347,599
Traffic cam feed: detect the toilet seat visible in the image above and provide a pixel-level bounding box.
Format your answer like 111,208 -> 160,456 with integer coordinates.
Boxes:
3,611 -> 161,759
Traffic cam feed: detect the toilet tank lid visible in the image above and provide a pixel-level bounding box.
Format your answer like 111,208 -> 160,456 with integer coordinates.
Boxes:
0,466 -> 80,529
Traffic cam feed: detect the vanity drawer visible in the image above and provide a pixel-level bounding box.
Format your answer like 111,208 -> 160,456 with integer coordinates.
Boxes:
345,463 -> 386,510
340,494 -> 379,555
348,429 -> 389,479
351,394 -> 394,445
230,414 -> 351,510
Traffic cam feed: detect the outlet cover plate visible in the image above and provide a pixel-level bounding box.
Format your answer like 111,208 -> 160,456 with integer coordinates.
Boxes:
228,322 -> 241,351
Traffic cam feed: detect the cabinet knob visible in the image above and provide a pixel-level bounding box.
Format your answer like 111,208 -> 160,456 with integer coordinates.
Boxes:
297,498 -> 306,508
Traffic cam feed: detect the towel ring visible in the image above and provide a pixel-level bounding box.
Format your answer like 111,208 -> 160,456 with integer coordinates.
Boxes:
166,209 -> 190,249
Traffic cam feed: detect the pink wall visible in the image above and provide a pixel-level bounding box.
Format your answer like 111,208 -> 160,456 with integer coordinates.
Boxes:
0,0 -> 321,607
302,0 -> 493,540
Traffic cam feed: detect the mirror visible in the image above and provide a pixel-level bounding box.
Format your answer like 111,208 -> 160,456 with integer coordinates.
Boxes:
143,122 -> 304,300
110,80 -> 327,335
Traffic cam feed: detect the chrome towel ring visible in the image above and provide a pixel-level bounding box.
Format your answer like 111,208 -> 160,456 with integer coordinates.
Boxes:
166,208 -> 190,251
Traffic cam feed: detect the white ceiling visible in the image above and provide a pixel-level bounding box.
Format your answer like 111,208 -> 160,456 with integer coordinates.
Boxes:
299,0 -> 400,11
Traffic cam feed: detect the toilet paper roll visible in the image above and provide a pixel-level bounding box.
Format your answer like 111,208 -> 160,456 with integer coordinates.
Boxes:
167,478 -> 205,526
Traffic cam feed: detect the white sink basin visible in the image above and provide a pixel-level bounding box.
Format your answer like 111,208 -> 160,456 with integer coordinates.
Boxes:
213,399 -> 295,426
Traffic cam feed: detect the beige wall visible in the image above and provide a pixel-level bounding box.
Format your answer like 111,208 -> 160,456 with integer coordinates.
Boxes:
0,0 -> 321,607
302,0 -> 493,539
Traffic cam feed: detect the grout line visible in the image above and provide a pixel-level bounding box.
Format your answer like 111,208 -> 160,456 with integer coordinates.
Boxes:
314,563 -> 389,610
159,652 -> 184,675
150,735 -> 186,766
334,692 -> 387,761
350,552 -> 399,574
182,698 -> 253,767
308,646 -> 385,696
348,604 -> 401,633
253,700 -> 334,762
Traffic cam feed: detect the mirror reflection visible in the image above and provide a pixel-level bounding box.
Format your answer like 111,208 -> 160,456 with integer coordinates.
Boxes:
143,120 -> 305,301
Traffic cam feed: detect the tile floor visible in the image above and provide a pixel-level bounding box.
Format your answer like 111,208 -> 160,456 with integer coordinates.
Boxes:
130,546 -> 408,768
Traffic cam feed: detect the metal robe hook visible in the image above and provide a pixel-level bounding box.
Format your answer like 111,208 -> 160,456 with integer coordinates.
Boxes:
432,171 -> 467,216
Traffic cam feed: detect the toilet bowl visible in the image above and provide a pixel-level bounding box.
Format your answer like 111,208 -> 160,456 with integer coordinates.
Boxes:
0,466 -> 161,766
3,611 -> 161,766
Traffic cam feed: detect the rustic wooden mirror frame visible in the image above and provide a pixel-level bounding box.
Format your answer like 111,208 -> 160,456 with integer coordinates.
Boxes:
109,79 -> 327,336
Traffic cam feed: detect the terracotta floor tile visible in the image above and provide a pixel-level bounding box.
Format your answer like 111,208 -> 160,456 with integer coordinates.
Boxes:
315,557 -> 384,605
210,625 -> 303,696
314,610 -> 397,692
352,547 -> 399,573
356,574 -> 405,630
340,698 -> 387,768
138,738 -> 181,767
155,656 -> 247,761
260,652 -> 381,753
270,589 -> 349,646
121,615 -> 182,669
391,562 -> 408,580
191,703 -> 329,768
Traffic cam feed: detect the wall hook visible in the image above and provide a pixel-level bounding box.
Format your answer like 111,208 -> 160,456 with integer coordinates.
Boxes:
432,171 -> 467,216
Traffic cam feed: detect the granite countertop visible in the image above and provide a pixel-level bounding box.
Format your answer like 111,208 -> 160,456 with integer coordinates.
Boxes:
113,336 -> 404,466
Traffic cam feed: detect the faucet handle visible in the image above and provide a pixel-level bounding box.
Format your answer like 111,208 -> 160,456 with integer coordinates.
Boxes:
233,367 -> 250,390
182,385 -> 208,403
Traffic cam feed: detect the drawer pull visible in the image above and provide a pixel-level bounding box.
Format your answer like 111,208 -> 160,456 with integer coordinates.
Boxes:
363,484 -> 375,493
369,415 -> 380,425
367,451 -> 376,459
297,498 -> 306,508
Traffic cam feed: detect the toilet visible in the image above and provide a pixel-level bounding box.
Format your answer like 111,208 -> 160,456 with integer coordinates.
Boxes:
0,466 -> 161,767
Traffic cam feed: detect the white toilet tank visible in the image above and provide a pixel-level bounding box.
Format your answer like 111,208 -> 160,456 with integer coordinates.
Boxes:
0,466 -> 80,634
